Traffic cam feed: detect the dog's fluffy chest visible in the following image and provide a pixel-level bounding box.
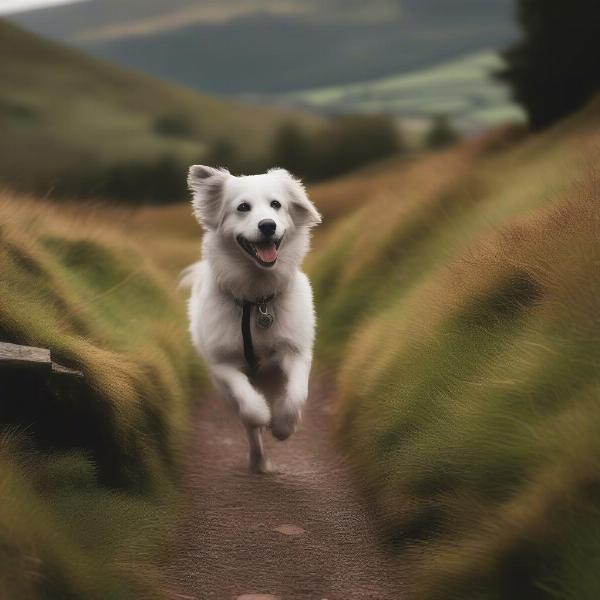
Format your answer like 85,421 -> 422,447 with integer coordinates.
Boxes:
189,266 -> 314,367
238,297 -> 299,356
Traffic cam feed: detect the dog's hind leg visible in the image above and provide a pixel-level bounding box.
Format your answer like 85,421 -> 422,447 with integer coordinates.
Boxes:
245,425 -> 271,474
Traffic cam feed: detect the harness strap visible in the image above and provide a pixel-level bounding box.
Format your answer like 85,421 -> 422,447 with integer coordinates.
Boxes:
241,300 -> 257,374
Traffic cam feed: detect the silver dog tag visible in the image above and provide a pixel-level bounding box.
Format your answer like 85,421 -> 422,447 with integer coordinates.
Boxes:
256,303 -> 273,329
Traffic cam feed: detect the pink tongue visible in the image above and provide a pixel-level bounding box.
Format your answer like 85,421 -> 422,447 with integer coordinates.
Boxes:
256,243 -> 278,263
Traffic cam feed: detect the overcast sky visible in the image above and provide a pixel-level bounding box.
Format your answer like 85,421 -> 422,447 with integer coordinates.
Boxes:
0,0 -> 88,15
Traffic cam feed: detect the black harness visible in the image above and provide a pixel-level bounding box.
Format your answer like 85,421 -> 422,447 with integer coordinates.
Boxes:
239,295 -> 274,374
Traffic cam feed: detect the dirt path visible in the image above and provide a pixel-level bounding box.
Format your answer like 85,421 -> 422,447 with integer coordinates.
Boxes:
166,377 -> 404,600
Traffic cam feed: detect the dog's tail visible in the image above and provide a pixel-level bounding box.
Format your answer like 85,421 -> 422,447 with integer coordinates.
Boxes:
178,261 -> 201,292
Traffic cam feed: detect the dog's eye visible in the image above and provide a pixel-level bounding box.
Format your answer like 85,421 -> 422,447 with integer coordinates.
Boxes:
237,202 -> 251,212
270,200 -> 281,210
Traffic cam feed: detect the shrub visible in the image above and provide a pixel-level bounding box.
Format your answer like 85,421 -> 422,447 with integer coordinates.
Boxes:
271,115 -> 403,182
0,99 -> 37,121
152,112 -> 194,138
50,155 -> 189,204
311,115 -> 402,180
100,155 -> 188,203
425,114 -> 459,150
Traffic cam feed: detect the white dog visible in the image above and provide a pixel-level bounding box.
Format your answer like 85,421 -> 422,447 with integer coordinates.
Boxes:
184,166 -> 321,473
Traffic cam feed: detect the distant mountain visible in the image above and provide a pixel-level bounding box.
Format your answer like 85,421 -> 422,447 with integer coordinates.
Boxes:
10,0 -> 518,94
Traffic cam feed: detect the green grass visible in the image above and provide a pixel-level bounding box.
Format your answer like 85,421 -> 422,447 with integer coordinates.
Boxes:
309,96 -> 600,599
0,19 -> 319,196
0,192 -> 204,599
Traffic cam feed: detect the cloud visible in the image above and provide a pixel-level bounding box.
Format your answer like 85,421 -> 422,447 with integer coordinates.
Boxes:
0,0 -> 89,16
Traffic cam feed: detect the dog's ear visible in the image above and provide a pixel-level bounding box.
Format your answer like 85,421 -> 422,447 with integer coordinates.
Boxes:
188,165 -> 230,230
270,168 -> 322,228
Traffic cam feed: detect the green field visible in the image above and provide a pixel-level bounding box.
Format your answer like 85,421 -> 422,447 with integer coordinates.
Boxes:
309,95 -> 600,599
0,20 -> 319,197
282,50 -> 525,132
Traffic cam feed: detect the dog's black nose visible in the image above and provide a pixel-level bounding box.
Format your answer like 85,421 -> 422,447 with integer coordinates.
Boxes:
258,219 -> 277,237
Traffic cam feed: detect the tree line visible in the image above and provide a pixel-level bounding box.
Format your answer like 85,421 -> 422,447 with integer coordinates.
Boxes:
45,113 -> 457,204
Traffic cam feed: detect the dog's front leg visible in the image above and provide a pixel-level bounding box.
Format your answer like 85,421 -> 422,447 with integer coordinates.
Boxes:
211,363 -> 271,426
211,363 -> 271,473
271,352 -> 311,441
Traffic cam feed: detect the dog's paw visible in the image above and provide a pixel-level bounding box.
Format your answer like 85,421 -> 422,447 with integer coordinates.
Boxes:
271,404 -> 301,441
240,395 -> 271,428
249,454 -> 273,475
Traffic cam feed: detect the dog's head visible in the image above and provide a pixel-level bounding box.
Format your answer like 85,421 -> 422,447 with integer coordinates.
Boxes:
188,166 -> 321,271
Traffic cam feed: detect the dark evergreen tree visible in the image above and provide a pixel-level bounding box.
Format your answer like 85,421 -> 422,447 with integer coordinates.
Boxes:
499,0 -> 600,129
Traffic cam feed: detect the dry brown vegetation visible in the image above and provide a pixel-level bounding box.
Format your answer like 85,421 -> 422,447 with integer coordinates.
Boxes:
310,96 -> 600,599
0,192 -> 204,598
2,92 -> 600,599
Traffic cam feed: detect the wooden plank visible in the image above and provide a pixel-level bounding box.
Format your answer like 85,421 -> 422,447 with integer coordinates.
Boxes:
51,362 -> 84,379
0,342 -> 84,380
0,341 -> 51,370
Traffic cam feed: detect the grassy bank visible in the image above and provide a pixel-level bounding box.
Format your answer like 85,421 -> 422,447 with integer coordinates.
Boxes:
0,193 -> 203,598
310,98 -> 600,599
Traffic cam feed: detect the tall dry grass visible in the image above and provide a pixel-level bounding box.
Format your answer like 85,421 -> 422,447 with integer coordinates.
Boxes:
0,192 -> 204,598
310,96 -> 600,599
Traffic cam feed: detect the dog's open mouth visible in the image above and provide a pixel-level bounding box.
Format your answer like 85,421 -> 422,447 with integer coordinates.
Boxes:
237,235 -> 282,267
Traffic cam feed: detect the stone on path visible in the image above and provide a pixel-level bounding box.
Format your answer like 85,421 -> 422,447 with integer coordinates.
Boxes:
273,524 -> 306,536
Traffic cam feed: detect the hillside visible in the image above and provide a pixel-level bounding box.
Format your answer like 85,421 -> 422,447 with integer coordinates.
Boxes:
0,20 -> 318,197
309,95 -> 600,599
